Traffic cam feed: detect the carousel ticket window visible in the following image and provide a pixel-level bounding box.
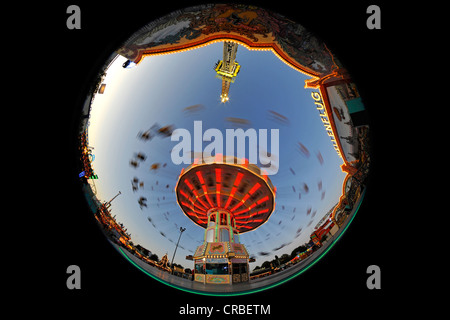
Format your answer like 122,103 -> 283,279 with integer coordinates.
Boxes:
206,263 -> 228,275
195,262 -> 204,275
232,263 -> 248,283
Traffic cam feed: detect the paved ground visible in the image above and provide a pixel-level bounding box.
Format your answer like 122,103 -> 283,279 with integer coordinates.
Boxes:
111,189 -> 365,294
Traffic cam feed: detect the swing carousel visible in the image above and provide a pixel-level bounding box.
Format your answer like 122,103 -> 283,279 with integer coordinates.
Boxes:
175,156 -> 276,284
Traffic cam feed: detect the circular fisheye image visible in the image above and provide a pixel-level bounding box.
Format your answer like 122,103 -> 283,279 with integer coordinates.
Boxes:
78,3 -> 370,295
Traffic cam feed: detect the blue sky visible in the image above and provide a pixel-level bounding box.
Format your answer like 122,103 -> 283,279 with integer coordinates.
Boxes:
87,41 -> 347,268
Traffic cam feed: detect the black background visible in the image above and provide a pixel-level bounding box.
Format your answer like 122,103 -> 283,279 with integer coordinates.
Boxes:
21,0 -> 426,317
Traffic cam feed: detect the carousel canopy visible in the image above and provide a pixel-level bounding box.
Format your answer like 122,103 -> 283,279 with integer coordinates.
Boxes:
175,156 -> 276,233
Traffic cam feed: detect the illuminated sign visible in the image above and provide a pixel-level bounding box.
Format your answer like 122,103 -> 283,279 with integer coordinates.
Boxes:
311,91 -> 342,158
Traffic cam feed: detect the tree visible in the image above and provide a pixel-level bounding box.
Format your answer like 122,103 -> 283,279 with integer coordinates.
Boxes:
149,253 -> 159,262
274,255 -> 280,267
280,254 -> 290,264
173,263 -> 185,269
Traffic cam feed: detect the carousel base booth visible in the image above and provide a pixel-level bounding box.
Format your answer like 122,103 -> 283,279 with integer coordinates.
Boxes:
193,241 -> 249,284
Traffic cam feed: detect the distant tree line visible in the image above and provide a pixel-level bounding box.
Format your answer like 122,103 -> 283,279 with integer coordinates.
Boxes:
253,244 -> 309,272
